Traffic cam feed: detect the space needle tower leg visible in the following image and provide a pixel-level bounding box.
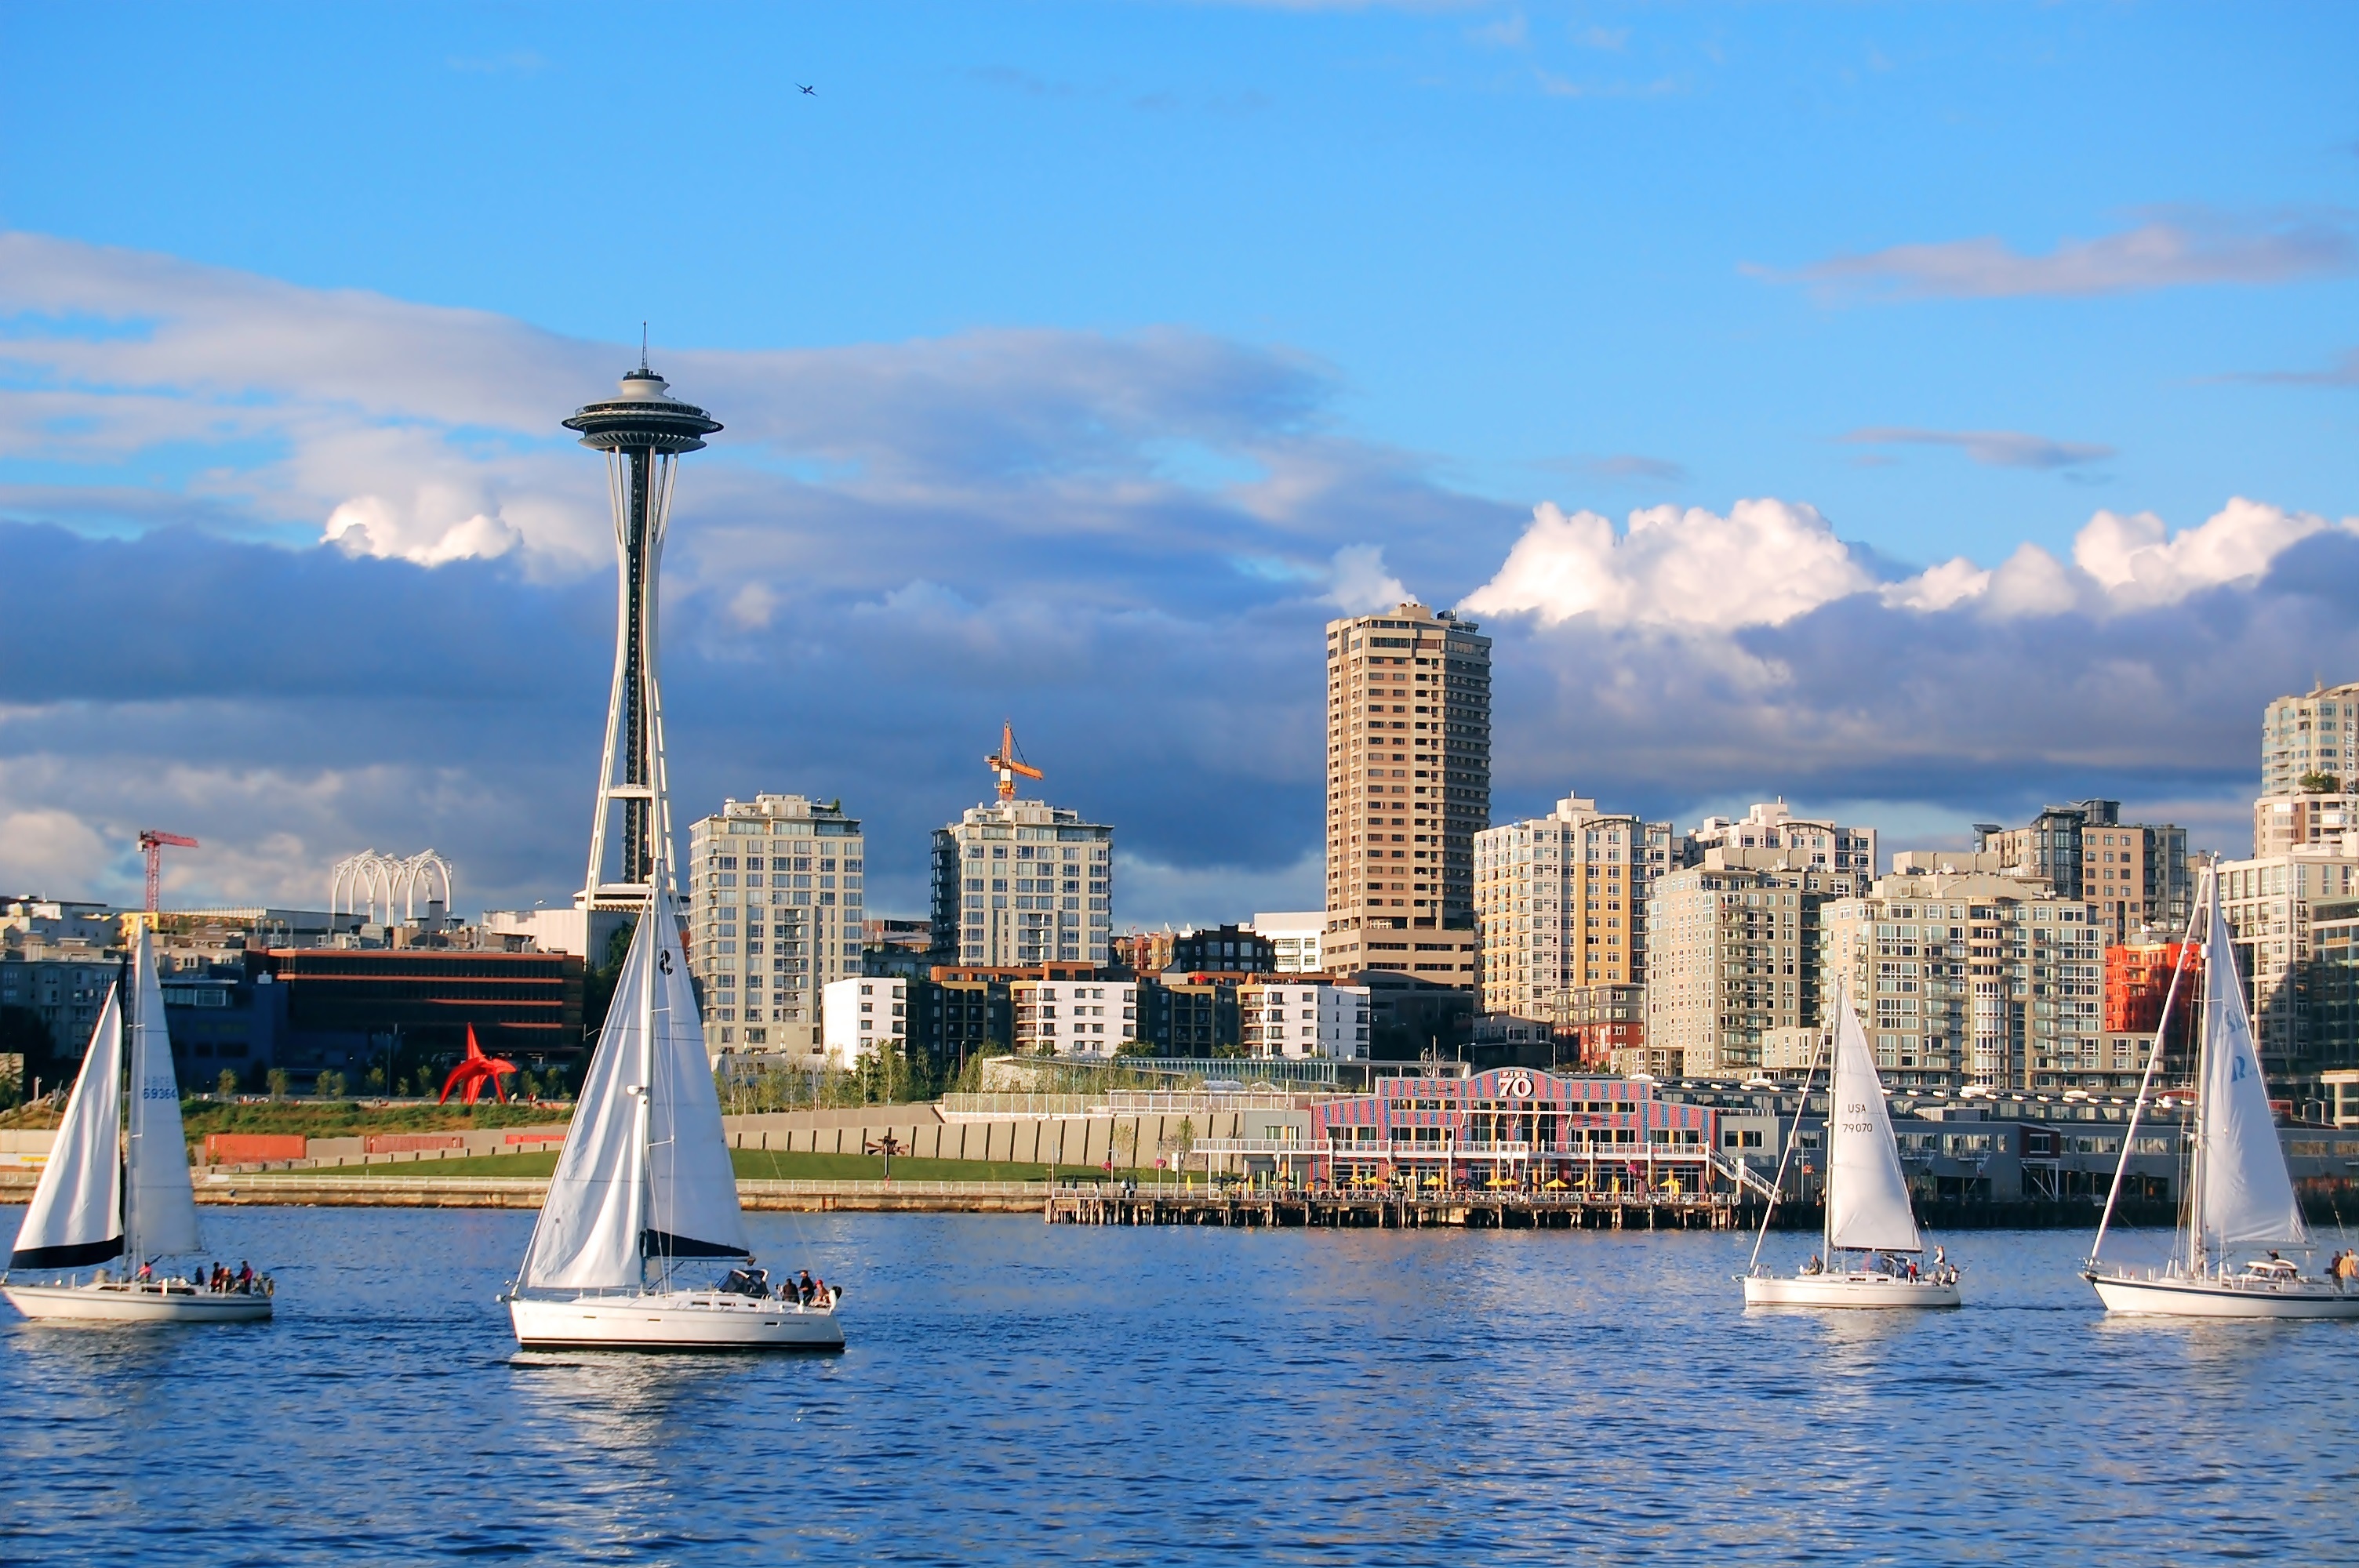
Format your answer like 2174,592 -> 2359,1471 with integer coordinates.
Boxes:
565,352 -> 722,913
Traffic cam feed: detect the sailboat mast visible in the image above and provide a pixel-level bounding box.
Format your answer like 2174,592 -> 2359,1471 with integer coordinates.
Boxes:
2189,866 -> 2215,1278
631,905 -> 656,1290
1822,993 -> 1838,1263
2091,869 -> 2204,1268
120,943 -> 140,1272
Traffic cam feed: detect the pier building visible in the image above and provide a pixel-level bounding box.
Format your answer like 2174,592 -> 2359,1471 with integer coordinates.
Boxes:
1301,1067 -> 1720,1193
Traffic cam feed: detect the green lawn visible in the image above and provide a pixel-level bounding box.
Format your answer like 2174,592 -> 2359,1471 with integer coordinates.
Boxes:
269,1147 -> 1188,1184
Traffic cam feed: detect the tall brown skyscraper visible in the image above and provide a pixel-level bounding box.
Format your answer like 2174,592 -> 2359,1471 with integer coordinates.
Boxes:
1323,601 -> 1490,982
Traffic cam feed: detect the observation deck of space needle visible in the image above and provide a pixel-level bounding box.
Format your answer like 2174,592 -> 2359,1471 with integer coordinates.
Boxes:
567,337 -> 722,913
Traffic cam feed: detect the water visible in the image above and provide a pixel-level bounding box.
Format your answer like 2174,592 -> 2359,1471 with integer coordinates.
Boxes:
2,1207 -> 2353,1565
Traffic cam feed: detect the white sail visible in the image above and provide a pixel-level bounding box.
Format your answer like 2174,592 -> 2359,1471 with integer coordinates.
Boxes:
641,881 -> 752,1263
10,986 -> 125,1270
1824,991 -> 1924,1254
2196,886 -> 2308,1253
125,924 -> 202,1258
519,883 -> 748,1291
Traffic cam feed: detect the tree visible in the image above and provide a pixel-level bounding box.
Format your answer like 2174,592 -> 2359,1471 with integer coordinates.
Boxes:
2299,770 -> 2343,794
216,1068 -> 239,1097
581,920 -> 638,1047
267,1068 -> 291,1099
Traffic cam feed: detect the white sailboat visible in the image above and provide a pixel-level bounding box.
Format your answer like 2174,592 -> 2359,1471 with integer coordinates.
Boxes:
1743,985 -> 1961,1308
2085,866 -> 2359,1318
503,877 -> 842,1351
5,924 -> 272,1323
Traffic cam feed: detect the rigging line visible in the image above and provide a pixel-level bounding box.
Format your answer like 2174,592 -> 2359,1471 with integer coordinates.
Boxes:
2091,862 -> 2206,1269
1746,1010 -> 1826,1276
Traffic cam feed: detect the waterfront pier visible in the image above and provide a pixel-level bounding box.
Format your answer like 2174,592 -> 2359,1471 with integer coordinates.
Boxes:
1043,1187 -> 1750,1229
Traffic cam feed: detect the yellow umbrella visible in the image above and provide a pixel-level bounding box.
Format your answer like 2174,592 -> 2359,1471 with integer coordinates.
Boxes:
1422,1173 -> 1443,1188
1543,1178 -> 1569,1190
1485,1175 -> 1513,1189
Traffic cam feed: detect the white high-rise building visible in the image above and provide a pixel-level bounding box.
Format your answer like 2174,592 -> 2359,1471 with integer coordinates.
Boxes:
1645,855 -> 1870,1079
930,799 -> 1113,967
1251,911 -> 1328,975
821,976 -> 907,1068
1474,793 -> 1677,1017
2263,681 -> 2359,796
1238,979 -> 1370,1059
686,794 -> 865,1058
1011,978 -> 1137,1057
1820,870 -> 2102,1094
1688,800 -> 1877,878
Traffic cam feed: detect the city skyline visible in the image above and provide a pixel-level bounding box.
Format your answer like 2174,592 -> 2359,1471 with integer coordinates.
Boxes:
2,8 -> 2356,924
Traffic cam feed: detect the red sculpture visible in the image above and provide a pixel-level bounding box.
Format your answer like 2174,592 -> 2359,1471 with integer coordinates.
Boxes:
438,1025 -> 518,1105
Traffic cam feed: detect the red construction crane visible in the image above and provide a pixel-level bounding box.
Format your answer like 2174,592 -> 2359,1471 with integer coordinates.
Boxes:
983,720 -> 1044,800
139,829 -> 198,913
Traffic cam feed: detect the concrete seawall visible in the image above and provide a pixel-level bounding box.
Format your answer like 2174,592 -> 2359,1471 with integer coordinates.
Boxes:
0,1170 -> 1056,1214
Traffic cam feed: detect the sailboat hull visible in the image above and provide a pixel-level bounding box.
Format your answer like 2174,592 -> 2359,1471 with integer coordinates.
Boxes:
1743,1272 -> 1961,1309
2088,1271 -> 2359,1319
509,1290 -> 845,1351
4,1280 -> 272,1323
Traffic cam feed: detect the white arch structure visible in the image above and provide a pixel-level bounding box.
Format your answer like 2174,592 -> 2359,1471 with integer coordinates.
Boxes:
331,849 -> 455,926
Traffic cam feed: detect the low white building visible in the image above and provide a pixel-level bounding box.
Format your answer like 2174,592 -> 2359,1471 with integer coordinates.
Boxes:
821,976 -> 906,1068
1250,911 -> 1327,975
1012,978 -> 1137,1057
1239,980 -> 1371,1060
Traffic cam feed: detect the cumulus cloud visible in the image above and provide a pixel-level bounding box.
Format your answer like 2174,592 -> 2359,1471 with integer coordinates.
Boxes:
1842,426 -> 2114,470
1764,212 -> 2358,300
2072,499 -> 2343,608
1461,499 -> 1870,631
1326,544 -> 1409,613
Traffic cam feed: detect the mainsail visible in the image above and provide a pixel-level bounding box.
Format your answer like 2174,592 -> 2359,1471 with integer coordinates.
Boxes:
125,924 -> 202,1259
10,986 -> 125,1270
1824,990 -> 1924,1254
519,882 -> 750,1291
2195,885 -> 2307,1254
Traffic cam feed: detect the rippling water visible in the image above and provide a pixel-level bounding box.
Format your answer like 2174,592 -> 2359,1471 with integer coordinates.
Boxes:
2,1206 -> 2353,1565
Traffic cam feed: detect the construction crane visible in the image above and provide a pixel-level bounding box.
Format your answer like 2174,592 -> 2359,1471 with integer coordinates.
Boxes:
983,720 -> 1044,800
139,829 -> 198,913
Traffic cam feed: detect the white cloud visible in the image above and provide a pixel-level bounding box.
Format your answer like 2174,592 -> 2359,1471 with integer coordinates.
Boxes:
0,807 -> 110,897
1866,499 -> 2357,622
1843,426 -> 2114,470
1879,556 -> 1990,612
1767,211 -> 2358,300
1460,499 -> 1870,631
2072,497 -> 2344,608
325,495 -> 522,566
1326,543 -> 1409,613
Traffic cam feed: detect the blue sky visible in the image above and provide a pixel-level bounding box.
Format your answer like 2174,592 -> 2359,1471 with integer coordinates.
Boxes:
1,3 -> 2354,920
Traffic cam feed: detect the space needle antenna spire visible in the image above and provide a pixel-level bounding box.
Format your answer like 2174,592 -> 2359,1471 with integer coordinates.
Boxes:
565,338 -> 722,911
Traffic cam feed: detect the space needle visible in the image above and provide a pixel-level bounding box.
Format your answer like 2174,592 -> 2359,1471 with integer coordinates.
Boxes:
567,350 -> 722,910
